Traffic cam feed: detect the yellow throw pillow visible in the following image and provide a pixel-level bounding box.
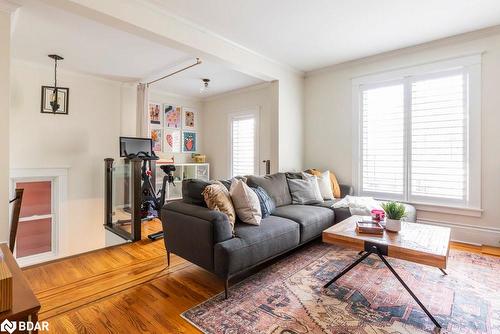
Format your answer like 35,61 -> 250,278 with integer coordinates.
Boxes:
305,168 -> 341,198
202,181 -> 236,231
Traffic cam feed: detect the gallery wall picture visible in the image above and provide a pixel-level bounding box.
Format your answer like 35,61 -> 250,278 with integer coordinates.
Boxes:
149,102 -> 162,125
164,129 -> 181,153
182,107 -> 198,130
151,129 -> 163,152
182,131 -> 197,153
41,86 -> 69,114
164,104 -> 182,129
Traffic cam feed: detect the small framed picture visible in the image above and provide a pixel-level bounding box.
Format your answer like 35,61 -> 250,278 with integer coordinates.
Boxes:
151,129 -> 162,152
164,129 -> 181,153
41,86 -> 69,114
149,102 -> 162,126
164,104 -> 182,129
182,107 -> 198,130
182,131 -> 197,153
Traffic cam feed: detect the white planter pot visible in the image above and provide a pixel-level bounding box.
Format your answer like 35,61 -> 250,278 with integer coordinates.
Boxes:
385,218 -> 402,232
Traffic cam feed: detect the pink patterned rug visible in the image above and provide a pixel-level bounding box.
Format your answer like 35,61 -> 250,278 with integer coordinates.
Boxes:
182,243 -> 500,334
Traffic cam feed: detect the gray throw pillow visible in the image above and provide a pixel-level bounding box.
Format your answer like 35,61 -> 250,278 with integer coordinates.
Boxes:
287,177 -> 323,205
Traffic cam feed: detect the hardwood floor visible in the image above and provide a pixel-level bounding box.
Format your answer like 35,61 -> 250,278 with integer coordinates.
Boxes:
22,220 -> 499,333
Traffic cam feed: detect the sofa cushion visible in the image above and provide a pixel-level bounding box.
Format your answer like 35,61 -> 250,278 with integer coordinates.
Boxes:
272,205 -> 334,243
202,181 -> 236,230
230,179 -> 262,225
214,216 -> 300,277
246,173 -> 292,207
182,179 -> 213,207
250,186 -> 275,218
287,177 -> 323,205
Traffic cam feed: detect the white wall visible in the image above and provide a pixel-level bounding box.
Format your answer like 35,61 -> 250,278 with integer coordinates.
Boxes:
0,10 -> 10,242
278,75 -> 304,172
10,59 -> 122,257
304,29 -> 500,246
202,83 -> 276,179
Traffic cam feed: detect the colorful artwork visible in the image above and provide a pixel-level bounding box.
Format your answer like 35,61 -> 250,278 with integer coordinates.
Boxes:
182,108 -> 197,130
182,131 -> 197,153
149,102 -> 162,125
164,129 -> 181,153
150,129 -> 162,152
164,105 -> 181,129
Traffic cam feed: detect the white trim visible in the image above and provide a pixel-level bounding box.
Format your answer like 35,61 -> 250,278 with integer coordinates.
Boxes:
228,107 -> 261,178
9,168 -> 68,267
352,55 -> 482,209
352,54 -> 482,85
417,219 -> 500,246
0,0 -> 20,13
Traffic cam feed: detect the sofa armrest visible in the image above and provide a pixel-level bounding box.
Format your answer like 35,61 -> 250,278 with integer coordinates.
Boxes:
161,202 -> 233,272
340,184 -> 354,197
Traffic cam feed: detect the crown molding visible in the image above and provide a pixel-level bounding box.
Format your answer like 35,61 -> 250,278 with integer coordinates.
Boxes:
306,24 -> 500,78
0,0 -> 20,13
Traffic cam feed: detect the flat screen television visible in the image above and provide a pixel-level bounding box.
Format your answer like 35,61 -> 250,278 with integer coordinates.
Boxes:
119,137 -> 153,157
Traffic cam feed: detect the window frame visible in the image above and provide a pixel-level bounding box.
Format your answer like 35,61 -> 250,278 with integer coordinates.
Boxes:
352,55 -> 482,211
228,108 -> 260,178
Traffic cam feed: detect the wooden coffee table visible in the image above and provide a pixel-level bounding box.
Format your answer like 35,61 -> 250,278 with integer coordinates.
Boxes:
322,215 -> 451,329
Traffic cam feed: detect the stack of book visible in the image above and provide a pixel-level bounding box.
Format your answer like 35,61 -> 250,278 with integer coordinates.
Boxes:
356,217 -> 384,235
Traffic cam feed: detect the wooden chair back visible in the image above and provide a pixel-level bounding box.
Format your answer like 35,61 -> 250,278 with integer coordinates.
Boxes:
9,189 -> 24,253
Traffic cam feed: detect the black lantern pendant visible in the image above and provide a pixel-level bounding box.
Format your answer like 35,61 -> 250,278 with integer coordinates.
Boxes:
48,54 -> 64,112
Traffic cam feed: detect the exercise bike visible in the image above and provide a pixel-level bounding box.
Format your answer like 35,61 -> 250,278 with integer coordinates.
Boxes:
124,150 -> 176,241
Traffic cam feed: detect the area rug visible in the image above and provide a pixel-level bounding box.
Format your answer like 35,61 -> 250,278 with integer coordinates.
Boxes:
182,243 -> 500,333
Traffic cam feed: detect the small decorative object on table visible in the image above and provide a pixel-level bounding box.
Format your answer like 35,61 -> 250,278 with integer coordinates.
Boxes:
0,249 -> 12,312
356,217 -> 384,235
371,209 -> 385,222
192,154 -> 206,163
381,201 -> 406,232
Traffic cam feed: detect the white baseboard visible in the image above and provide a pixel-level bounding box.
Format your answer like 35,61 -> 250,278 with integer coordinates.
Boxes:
418,219 -> 500,247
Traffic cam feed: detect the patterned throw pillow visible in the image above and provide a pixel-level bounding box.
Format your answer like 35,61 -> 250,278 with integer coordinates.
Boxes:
251,186 -> 276,218
202,181 -> 236,231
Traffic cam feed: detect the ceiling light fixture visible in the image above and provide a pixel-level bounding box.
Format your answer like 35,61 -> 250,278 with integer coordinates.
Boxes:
200,78 -> 210,93
48,54 -> 64,112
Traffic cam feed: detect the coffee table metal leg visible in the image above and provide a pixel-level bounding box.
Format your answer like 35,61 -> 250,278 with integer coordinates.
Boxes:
358,250 -> 364,255
439,268 -> 447,275
323,251 -> 372,288
375,252 -> 442,329
323,246 -> 442,329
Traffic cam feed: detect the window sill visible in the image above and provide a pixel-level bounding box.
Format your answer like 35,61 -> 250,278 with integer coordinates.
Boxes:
411,202 -> 483,218
373,197 -> 483,217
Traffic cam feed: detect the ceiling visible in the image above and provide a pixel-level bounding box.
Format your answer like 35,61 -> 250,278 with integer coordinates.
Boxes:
11,0 -> 263,97
150,0 -> 500,71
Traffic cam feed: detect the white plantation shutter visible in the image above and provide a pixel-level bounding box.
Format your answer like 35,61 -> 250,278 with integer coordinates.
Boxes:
231,115 -> 256,177
361,84 -> 405,198
355,56 -> 481,208
410,72 -> 467,202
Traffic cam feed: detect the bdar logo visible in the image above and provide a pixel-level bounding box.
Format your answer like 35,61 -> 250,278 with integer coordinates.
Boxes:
0,319 -> 16,334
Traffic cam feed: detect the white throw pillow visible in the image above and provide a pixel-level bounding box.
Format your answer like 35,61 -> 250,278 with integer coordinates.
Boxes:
230,179 -> 262,225
317,171 -> 334,200
301,172 -> 324,202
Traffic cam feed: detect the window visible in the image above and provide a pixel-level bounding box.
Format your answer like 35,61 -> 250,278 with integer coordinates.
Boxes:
230,111 -> 259,177
11,168 -> 67,266
354,56 -> 481,208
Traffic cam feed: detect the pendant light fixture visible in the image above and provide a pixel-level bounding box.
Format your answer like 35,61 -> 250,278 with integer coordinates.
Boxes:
48,54 -> 64,112
200,78 -> 210,93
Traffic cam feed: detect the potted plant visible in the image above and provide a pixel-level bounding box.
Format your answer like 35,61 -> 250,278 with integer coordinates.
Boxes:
381,201 -> 406,232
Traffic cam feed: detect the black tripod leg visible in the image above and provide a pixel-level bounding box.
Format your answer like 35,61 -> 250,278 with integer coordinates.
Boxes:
439,268 -> 447,275
376,253 -> 442,329
324,251 -> 372,288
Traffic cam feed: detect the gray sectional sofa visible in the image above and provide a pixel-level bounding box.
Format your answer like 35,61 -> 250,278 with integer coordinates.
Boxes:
161,172 -> 416,298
